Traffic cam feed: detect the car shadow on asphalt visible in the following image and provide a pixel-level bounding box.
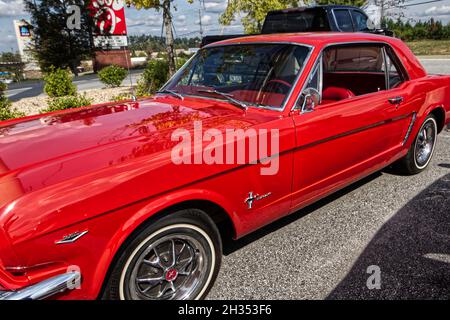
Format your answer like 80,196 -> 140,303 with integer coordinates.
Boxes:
327,172 -> 450,299
222,171 -> 382,255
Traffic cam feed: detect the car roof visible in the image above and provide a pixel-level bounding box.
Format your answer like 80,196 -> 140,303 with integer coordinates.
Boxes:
206,32 -> 400,48
204,32 -> 426,80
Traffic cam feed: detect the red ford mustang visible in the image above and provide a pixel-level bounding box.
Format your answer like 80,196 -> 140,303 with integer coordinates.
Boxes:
0,33 -> 449,300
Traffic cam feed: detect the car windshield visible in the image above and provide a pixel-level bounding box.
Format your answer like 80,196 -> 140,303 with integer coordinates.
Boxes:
163,44 -> 311,109
262,9 -> 330,34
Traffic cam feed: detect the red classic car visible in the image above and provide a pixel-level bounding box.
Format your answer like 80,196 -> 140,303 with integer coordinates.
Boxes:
0,33 -> 449,300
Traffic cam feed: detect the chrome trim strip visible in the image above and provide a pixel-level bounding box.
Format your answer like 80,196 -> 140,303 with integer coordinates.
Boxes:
0,272 -> 80,300
294,113 -> 413,152
293,40 -> 412,112
320,41 -> 411,80
161,42 -> 315,113
382,46 -> 390,90
403,112 -> 417,145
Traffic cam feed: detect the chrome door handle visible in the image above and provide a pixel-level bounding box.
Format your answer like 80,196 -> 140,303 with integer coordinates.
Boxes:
388,96 -> 404,105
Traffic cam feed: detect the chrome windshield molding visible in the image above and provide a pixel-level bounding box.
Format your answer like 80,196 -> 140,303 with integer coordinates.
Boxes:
0,271 -> 80,300
293,54 -> 323,113
161,42 -> 315,113
159,53 -> 197,91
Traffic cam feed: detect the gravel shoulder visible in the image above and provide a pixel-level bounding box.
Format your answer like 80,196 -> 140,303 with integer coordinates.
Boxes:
11,87 -> 134,116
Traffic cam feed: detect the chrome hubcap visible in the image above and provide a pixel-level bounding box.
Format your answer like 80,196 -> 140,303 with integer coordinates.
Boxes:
415,120 -> 436,167
128,235 -> 206,300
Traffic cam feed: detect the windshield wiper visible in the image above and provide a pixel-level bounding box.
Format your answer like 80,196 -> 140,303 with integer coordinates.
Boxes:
156,89 -> 184,100
197,89 -> 248,111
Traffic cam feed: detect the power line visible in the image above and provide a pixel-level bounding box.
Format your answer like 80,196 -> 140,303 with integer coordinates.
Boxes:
402,0 -> 444,7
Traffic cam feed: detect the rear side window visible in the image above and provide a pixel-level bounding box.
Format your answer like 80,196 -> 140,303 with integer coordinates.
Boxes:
322,45 -> 387,96
262,9 -> 330,33
333,9 -> 353,32
351,10 -> 369,31
323,46 -> 384,72
385,50 -> 406,88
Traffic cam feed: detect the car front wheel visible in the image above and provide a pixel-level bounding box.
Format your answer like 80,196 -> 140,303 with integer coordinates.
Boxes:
103,209 -> 222,300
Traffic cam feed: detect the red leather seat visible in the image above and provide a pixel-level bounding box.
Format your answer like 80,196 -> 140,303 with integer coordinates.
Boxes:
322,86 -> 355,103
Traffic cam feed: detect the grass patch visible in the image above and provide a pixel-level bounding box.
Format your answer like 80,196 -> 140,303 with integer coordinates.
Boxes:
406,40 -> 450,56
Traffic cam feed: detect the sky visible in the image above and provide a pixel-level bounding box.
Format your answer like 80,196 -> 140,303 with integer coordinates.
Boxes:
1,0 -> 450,53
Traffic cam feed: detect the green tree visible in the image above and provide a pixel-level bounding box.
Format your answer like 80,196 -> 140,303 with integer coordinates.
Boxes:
220,0 -> 300,34
136,59 -> 169,96
125,0 -> 194,77
24,0 -> 94,76
0,52 -> 23,81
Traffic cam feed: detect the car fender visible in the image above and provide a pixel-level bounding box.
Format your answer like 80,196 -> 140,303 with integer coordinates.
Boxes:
90,187 -> 238,298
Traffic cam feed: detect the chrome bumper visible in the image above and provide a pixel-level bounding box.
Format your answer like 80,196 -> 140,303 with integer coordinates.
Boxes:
0,272 -> 80,300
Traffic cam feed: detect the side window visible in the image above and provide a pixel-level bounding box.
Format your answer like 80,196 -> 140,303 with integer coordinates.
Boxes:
322,45 -> 386,97
385,50 -> 405,89
324,46 -> 384,72
351,10 -> 368,31
334,9 -> 353,32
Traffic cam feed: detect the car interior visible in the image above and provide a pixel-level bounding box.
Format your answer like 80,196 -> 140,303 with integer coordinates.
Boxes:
314,44 -> 406,106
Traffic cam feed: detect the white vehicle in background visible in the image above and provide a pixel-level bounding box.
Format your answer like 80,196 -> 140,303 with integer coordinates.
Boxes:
0,78 -> 13,84
0,71 -> 14,84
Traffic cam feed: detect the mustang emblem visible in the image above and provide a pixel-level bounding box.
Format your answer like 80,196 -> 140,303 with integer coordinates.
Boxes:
55,230 -> 89,244
244,192 -> 272,209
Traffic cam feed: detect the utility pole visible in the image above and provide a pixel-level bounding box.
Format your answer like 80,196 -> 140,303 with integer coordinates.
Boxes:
163,0 -> 176,76
198,8 -> 204,38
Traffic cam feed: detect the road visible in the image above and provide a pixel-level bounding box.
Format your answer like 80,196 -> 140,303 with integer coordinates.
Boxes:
5,58 -> 450,102
5,69 -> 143,102
416,56 -> 450,75
209,129 -> 450,299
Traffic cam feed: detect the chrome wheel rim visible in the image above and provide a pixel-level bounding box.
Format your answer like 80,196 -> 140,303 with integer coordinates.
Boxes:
127,234 -> 207,300
414,119 -> 436,169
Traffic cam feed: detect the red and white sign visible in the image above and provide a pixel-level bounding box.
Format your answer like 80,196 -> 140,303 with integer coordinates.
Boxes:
89,0 -> 128,36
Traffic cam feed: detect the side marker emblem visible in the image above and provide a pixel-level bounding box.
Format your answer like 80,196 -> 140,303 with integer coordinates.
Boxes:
55,230 -> 89,244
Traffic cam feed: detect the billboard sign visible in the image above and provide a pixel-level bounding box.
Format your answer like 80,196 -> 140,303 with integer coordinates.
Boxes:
93,35 -> 128,49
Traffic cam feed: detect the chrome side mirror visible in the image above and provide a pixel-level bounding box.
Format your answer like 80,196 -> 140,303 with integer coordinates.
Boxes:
300,87 -> 320,113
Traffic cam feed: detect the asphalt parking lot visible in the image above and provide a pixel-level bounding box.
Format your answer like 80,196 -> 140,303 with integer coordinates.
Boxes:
209,129 -> 450,299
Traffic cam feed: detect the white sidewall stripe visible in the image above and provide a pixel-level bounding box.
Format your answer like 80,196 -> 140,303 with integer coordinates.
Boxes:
119,224 -> 216,300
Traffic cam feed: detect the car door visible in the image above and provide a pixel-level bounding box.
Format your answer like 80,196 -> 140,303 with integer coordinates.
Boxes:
289,43 -> 413,211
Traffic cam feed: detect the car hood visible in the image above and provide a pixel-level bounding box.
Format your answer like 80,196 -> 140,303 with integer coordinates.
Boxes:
0,96 -> 278,240
0,96 -> 269,173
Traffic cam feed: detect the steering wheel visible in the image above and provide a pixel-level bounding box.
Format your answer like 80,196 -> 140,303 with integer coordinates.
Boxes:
263,79 -> 292,94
